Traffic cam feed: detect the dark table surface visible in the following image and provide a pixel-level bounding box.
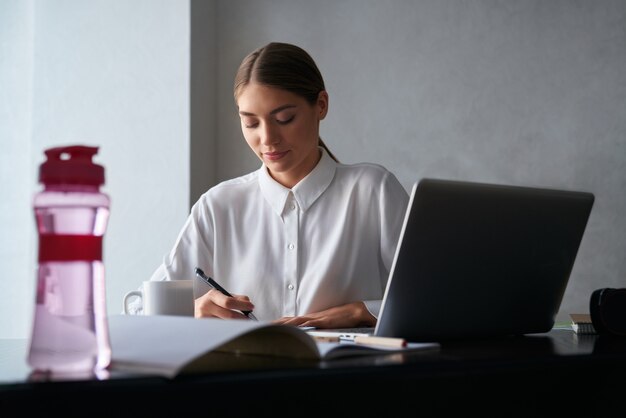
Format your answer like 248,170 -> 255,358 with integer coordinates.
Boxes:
2,329 -> 625,417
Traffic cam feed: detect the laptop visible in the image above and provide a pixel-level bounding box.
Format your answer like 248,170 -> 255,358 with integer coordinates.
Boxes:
312,178 -> 594,342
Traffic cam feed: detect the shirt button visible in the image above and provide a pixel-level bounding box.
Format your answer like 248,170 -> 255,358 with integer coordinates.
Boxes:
288,284 -> 294,290
290,203 -> 296,211
288,243 -> 295,250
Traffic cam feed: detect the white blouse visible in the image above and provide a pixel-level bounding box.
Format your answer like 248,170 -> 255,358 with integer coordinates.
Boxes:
146,148 -> 409,320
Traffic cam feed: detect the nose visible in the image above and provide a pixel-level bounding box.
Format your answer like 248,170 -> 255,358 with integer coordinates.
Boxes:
259,122 -> 280,146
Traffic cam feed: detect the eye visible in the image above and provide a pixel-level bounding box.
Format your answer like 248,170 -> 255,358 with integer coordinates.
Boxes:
276,115 -> 295,125
242,118 -> 258,129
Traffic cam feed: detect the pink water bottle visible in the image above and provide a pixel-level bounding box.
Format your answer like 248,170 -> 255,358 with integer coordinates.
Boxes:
27,145 -> 111,376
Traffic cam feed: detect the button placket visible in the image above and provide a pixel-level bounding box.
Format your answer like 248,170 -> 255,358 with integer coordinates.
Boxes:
282,195 -> 299,316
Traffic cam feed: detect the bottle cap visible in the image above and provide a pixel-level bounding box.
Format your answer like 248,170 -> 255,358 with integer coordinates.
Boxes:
39,145 -> 105,186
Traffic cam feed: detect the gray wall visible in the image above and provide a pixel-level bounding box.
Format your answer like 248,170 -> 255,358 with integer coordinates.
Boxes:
190,0 -> 217,207
212,0 -> 626,320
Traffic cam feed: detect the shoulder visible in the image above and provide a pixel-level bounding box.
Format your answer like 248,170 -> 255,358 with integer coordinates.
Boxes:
335,161 -> 404,191
210,170 -> 259,195
195,170 -> 260,209
336,160 -> 389,175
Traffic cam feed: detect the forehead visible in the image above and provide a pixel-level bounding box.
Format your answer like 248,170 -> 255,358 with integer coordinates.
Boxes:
237,82 -> 305,113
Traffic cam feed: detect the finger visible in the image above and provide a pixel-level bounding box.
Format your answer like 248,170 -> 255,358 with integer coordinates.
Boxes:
196,291 -> 253,319
194,295 -> 220,318
210,305 -> 250,320
231,294 -> 251,302
195,301 -> 249,320
208,289 -> 255,312
273,316 -> 305,325
280,316 -> 312,327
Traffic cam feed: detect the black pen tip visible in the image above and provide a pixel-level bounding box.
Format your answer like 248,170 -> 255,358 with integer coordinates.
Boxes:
194,267 -> 202,275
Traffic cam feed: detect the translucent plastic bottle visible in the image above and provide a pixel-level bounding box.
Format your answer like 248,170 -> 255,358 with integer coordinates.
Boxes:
27,145 -> 111,376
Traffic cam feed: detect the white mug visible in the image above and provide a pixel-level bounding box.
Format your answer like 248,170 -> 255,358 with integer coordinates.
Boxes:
123,280 -> 194,316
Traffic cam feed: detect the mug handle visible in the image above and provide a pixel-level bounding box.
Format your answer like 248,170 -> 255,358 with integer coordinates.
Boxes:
123,290 -> 143,314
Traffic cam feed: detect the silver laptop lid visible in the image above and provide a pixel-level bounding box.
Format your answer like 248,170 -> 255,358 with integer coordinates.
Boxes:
375,178 -> 594,341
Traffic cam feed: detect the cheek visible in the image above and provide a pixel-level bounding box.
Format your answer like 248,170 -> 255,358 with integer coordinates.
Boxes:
296,120 -> 319,145
289,119 -> 316,141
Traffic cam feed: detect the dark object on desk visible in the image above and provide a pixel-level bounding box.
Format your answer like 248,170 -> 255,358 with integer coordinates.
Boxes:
376,178 -> 594,341
590,288 -> 626,337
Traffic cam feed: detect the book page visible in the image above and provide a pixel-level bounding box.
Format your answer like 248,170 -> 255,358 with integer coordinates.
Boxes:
109,314 -> 305,378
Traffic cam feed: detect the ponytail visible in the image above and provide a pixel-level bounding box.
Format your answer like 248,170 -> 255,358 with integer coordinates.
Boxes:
319,138 -> 339,163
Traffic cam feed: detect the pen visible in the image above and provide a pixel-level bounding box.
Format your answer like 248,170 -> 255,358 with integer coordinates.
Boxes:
194,267 -> 258,321
353,336 -> 406,348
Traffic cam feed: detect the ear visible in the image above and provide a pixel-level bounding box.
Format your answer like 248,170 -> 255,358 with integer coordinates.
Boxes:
316,91 -> 329,120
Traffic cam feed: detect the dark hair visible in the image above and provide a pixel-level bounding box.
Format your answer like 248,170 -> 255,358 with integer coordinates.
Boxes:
234,42 -> 338,162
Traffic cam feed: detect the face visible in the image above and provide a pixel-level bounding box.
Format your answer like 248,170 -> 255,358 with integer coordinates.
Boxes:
237,82 -> 328,188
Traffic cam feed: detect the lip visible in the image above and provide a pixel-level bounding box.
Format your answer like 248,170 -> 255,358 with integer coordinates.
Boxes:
263,150 -> 289,161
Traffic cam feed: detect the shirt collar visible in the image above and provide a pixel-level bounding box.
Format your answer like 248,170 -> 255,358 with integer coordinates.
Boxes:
258,147 -> 337,216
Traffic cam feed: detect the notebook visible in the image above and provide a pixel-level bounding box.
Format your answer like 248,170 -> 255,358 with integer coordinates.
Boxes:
313,178 -> 594,343
370,178 -> 594,341
570,313 -> 596,334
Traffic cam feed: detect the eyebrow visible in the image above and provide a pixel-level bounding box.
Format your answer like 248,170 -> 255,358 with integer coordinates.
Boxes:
238,104 -> 297,117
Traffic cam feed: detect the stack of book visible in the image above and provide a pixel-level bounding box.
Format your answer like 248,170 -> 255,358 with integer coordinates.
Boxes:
570,313 -> 596,334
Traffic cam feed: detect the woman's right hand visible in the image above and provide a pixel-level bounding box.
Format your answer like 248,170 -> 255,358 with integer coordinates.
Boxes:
194,289 -> 255,319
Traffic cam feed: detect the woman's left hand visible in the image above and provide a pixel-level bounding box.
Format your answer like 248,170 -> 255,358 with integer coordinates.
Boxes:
273,301 -> 376,329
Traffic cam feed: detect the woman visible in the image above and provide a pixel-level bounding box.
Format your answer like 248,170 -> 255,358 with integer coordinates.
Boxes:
149,42 -> 409,329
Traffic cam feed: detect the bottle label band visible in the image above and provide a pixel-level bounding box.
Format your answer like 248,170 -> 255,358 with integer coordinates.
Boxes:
39,234 -> 103,262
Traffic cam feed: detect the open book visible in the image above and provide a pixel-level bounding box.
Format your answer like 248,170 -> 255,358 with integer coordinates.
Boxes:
108,314 -> 439,378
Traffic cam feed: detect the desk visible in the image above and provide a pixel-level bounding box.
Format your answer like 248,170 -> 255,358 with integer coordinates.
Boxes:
1,330 -> 625,417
